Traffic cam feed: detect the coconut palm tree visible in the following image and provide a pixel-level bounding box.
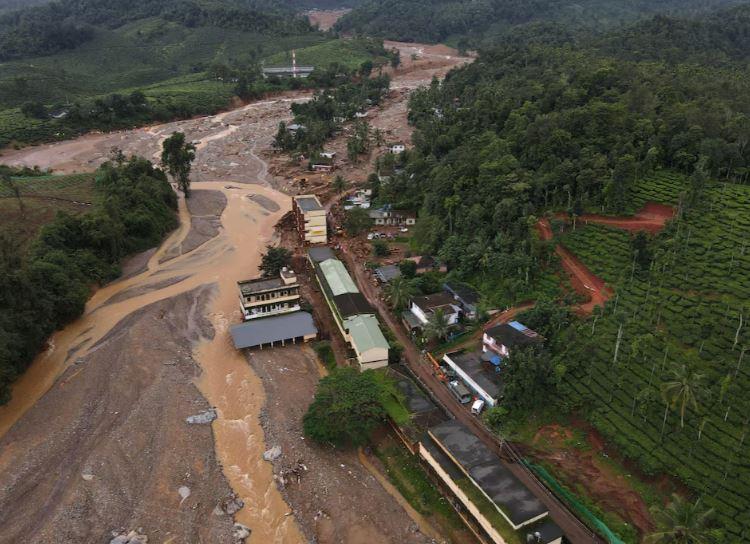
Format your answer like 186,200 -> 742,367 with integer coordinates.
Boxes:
425,308 -> 451,343
383,276 -> 415,311
332,175 -> 348,194
646,494 -> 716,544
661,362 -> 705,430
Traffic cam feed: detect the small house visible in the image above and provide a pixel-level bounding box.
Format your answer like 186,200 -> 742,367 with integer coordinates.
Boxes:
369,206 -> 416,227
444,282 -> 480,320
442,351 -> 502,407
344,189 -> 372,210
406,255 -> 447,274
286,123 -> 306,134
389,143 -> 406,154
482,321 -> 542,360
409,293 -> 462,326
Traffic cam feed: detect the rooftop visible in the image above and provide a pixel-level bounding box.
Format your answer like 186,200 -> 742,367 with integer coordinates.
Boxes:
445,351 -> 503,400
412,292 -> 460,313
230,312 -> 317,349
308,246 -> 335,264
294,194 -> 324,213
428,420 -> 548,528
333,292 -> 374,318
485,322 -> 543,349
445,281 -> 480,305
344,314 -> 389,354
238,269 -> 297,296
318,258 -> 359,296
375,264 -> 401,283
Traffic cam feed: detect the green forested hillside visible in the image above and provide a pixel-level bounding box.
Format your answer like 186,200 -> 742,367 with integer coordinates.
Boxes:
335,0 -> 746,45
377,8 -> 750,538
0,158 -> 177,404
0,0 -> 386,147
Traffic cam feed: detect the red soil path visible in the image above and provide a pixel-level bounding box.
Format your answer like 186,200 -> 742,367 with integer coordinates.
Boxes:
537,219 -> 614,315
560,203 -> 675,234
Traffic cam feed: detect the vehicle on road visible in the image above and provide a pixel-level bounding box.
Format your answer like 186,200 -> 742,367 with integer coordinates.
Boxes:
471,399 -> 485,415
448,380 -> 472,404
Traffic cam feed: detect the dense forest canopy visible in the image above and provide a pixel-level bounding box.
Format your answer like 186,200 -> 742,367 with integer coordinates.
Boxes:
0,0 -> 315,61
0,158 -> 177,404
335,0 -> 746,45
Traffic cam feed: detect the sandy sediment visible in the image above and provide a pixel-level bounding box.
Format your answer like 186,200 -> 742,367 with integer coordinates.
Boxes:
247,346 -> 434,544
0,286 -> 239,544
160,189 -> 227,263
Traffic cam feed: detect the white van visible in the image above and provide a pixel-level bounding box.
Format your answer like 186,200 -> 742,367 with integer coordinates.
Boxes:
471,399 -> 485,415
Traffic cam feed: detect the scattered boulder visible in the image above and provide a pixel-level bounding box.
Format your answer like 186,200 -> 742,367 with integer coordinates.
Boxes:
109,529 -> 148,544
263,445 -> 282,461
233,523 -> 251,541
220,493 -> 245,515
178,486 -> 191,505
186,409 -> 217,425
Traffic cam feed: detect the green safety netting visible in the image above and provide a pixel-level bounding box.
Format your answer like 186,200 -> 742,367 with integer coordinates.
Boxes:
523,460 -> 625,544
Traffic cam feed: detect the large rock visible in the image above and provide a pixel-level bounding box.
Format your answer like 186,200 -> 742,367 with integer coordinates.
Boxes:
262,445 -> 282,461
186,409 -> 217,425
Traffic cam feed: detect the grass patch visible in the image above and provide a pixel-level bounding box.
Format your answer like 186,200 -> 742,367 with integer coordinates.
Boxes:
313,341 -> 336,370
375,442 -> 465,528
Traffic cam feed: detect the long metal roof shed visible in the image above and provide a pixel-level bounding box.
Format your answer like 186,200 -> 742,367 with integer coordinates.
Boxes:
428,420 -> 548,530
231,312 -> 317,349
318,258 -> 359,296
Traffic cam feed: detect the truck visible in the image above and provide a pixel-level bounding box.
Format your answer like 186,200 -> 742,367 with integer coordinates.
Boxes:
448,380 -> 472,404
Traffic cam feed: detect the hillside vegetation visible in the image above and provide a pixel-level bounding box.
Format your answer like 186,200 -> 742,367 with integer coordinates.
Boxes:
377,6 -> 750,539
335,0 -> 745,45
0,158 -> 178,404
0,0 -> 391,148
558,172 -> 750,540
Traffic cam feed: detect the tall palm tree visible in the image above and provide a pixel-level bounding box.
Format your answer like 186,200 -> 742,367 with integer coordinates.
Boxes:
646,494 -> 716,544
332,175 -> 348,194
661,362 -> 705,429
425,308 -> 451,343
383,276 -> 415,311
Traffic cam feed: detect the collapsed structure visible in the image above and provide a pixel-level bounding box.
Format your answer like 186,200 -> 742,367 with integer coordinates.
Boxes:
308,247 -> 389,371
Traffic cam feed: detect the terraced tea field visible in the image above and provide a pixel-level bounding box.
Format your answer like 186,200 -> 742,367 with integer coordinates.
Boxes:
560,171 -> 750,540
0,173 -> 96,248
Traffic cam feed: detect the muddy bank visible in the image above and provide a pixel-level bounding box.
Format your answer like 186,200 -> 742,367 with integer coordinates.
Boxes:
102,274 -> 191,306
0,286 -> 240,544
246,346 -> 436,544
161,189 -> 226,263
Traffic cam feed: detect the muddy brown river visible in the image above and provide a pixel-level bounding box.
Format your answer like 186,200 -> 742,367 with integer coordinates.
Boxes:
0,41 -> 471,543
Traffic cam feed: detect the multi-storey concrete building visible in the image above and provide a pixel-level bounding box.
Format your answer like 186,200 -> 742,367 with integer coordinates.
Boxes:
293,194 -> 327,245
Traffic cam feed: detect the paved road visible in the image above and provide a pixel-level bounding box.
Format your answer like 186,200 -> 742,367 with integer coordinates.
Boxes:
339,247 -> 603,544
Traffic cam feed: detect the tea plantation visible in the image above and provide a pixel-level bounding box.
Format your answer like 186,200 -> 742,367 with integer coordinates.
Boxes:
559,171 -> 750,540
0,173 -> 97,248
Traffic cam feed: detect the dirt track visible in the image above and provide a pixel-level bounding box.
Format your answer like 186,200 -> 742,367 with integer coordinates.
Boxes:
537,218 -> 613,314
559,203 -> 675,234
